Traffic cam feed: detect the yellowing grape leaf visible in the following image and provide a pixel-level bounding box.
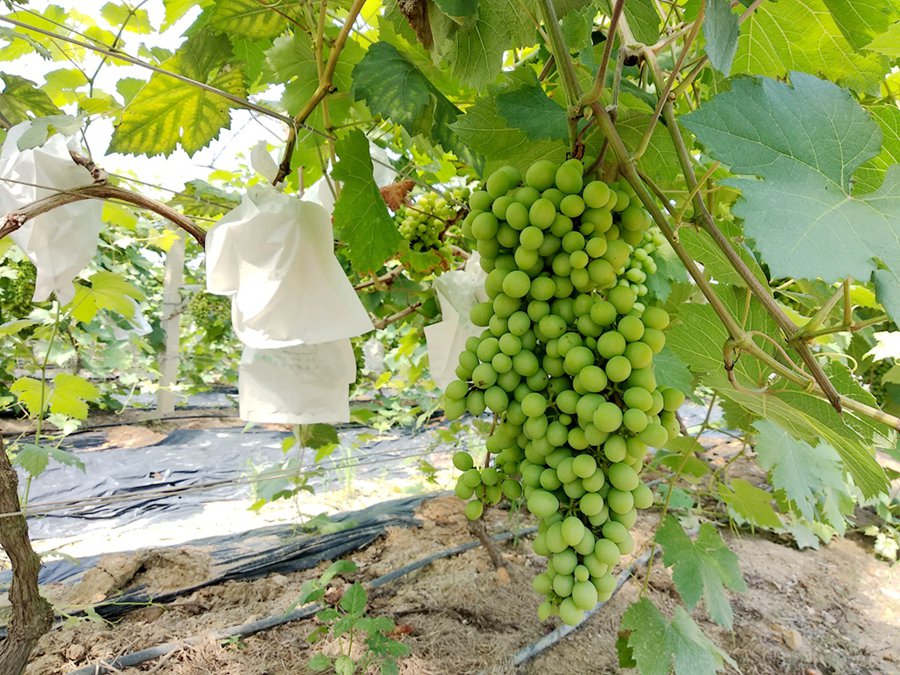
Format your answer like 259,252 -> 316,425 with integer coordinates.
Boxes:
732,0 -> 888,94
0,73 -> 63,124
717,478 -> 783,529
70,271 -> 145,323
110,31 -> 246,156
49,373 -> 100,420
209,0 -> 288,39
10,377 -> 50,417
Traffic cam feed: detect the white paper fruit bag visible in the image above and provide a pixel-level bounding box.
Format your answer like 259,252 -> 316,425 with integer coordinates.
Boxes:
0,123 -> 102,304
205,184 -> 373,349
425,253 -> 488,388
239,339 -> 356,424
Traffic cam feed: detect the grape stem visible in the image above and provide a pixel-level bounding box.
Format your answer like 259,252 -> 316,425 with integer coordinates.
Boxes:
272,0 -> 367,185
0,179 -> 207,248
536,0 -> 900,432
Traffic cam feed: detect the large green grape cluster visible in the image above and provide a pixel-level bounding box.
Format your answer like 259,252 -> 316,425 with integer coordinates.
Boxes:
0,258 -> 37,321
396,187 -> 470,253
442,158 -> 683,625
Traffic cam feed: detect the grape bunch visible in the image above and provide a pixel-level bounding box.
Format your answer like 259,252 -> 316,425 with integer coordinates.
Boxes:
185,290 -> 232,339
0,258 -> 37,321
442,158 -> 683,625
396,187 -> 470,253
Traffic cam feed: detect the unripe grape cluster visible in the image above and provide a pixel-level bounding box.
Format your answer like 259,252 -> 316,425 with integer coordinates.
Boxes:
396,187 -> 470,253
442,158 -> 683,625
185,290 -> 232,338
0,258 -> 37,320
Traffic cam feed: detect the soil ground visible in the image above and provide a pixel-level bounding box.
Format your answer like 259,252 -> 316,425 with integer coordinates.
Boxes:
5,413 -> 899,674
24,494 -> 900,675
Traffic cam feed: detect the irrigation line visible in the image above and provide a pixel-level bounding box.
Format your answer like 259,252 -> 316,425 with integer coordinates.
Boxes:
65,526 -> 538,675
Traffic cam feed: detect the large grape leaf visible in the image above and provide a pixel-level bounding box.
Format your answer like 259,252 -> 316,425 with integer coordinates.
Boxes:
732,0 -> 887,94
682,72 -> 900,322
613,111 -> 682,188
620,599 -> 736,675
110,32 -> 245,156
667,288 -> 889,498
820,0 -> 898,52
496,82 -> 568,142
208,0 -> 289,39
655,517 -> 746,629
450,73 -> 567,177
428,0 -> 537,87
351,41 -> 479,168
855,105 -> 900,195
753,420 -> 850,530
265,30 -> 364,134
332,130 -> 402,273
619,0 -> 660,45
703,0 -> 739,74
0,73 -> 63,124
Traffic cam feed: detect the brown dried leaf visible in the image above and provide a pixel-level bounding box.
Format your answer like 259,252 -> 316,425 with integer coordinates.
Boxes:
380,180 -> 416,211
397,0 -> 432,48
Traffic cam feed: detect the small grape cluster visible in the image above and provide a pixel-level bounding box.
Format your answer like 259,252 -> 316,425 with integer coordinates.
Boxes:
0,258 -> 36,320
396,187 -> 470,253
619,227 -> 665,298
185,290 -> 232,339
442,158 -> 683,625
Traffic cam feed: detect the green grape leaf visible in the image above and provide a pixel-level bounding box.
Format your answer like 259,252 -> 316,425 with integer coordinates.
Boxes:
753,419 -> 850,529
332,130 -> 402,273
731,0 -> 888,94
560,2 -> 597,53
432,0 -> 477,17
855,105 -> 900,196
339,582 -> 367,615
703,0 -> 739,74
70,271 -> 145,323
613,111 -> 682,188
865,21 -> 900,58
450,72 -> 567,176
299,423 -> 339,450
14,443 -> 49,478
9,377 -> 50,417
678,220 -> 768,288
0,73 -> 64,124
621,0 -> 660,45
48,446 -> 85,471
667,289 -> 889,498
717,478 -> 783,529
308,653 -> 332,672
495,83 -> 568,141
429,0 -> 538,87
621,598 -> 736,675
682,73 -> 900,321
656,517 -> 746,629
653,347 -> 693,394
209,0 -> 288,39
265,30 -> 363,137
351,41 -> 478,167
100,3 -> 153,34
110,32 -> 246,156
820,0 -> 897,51
49,373 -> 100,420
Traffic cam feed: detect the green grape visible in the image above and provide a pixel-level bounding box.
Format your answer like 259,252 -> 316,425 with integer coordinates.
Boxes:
440,157 -> 679,624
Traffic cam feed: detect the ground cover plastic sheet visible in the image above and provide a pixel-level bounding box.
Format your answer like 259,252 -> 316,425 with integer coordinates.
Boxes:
22,424 -> 450,540
0,495 -> 426,628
